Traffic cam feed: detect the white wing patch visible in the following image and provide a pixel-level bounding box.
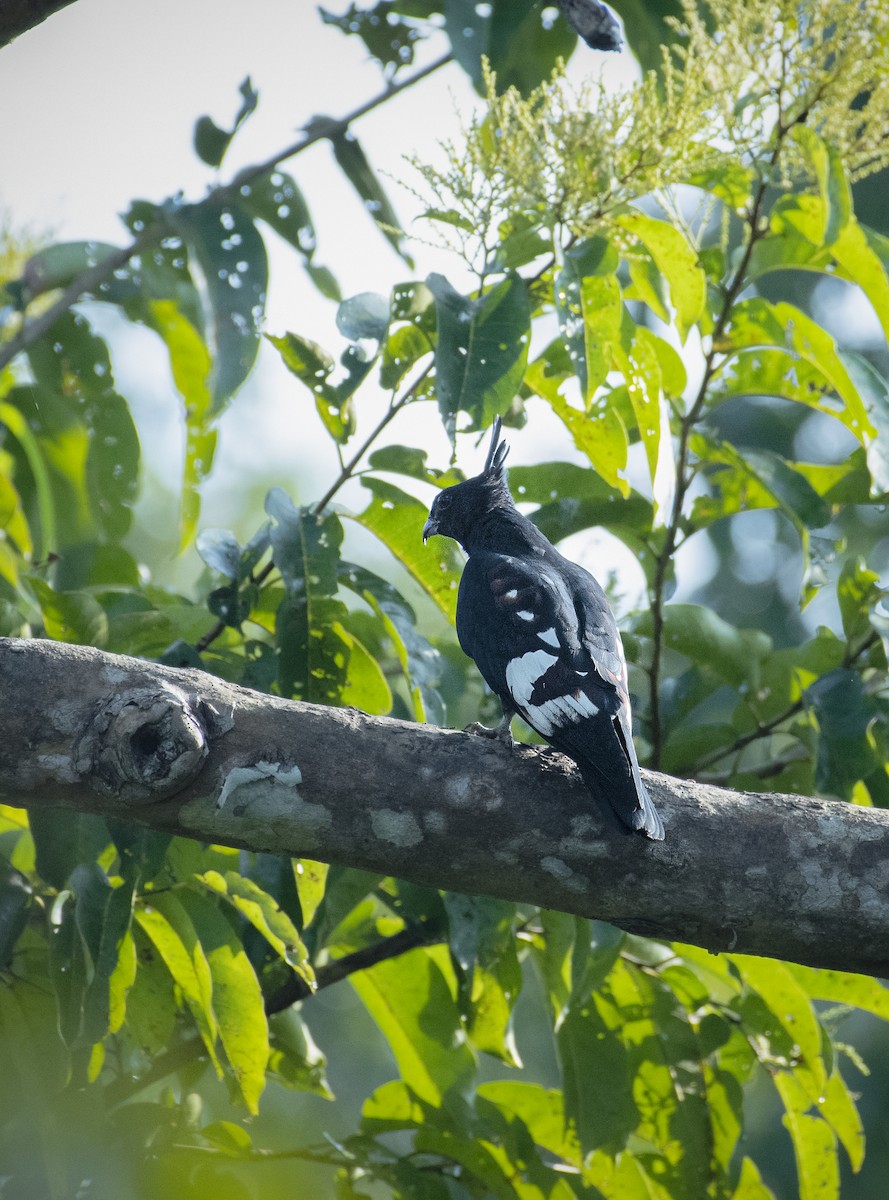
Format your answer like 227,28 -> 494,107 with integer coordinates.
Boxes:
506,649 -> 599,738
516,610 -> 535,622
537,627 -> 560,648
505,649 -> 559,706
525,690 -> 599,736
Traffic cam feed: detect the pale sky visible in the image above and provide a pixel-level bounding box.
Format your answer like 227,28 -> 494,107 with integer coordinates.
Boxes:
0,1 -> 648,601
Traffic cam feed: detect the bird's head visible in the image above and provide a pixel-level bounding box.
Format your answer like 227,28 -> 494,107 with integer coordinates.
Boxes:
422,417 -> 511,549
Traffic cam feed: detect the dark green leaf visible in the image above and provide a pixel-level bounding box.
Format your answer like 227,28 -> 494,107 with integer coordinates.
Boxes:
170,200 -> 268,408
443,0 -> 577,95
321,2 -> 427,70
428,271 -> 530,433
193,77 -> 259,168
558,1001 -> 638,1154
29,809 -> 110,890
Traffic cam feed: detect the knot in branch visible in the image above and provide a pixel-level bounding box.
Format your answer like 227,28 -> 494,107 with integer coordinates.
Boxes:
74,683 -> 210,804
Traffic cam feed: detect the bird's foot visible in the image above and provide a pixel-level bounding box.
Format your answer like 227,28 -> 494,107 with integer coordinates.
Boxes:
463,720 -> 514,747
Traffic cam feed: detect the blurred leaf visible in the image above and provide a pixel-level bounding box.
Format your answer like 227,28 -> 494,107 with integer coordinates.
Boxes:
350,947 -> 476,1104
267,1008 -> 333,1097
428,271 -> 530,434
171,200 -> 268,409
558,1000 -> 638,1154
196,870 -> 315,988
791,127 -> 852,246
69,864 -> 136,1047
0,861 -> 31,969
29,809 -> 109,890
337,292 -> 389,342
196,528 -> 243,579
774,1071 -> 840,1200
193,77 -> 258,168
554,236 -> 619,395
179,889 -> 269,1114
28,577 -> 108,646
837,557 -> 885,643
632,603 -> 772,688
608,0 -> 683,74
321,1 -> 427,70
135,893 -> 222,1073
265,491 -> 350,702
268,331 -> 369,443
331,130 -> 413,265
525,343 -> 629,496
477,1080 -> 582,1167
443,0 -> 577,94
350,477 -> 464,621
731,1156 -> 776,1199
787,964 -> 889,1022
144,299 -> 216,548
805,669 -> 881,799
443,893 -> 522,1065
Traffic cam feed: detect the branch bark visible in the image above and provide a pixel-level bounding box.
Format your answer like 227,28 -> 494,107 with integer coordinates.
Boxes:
1,636 -> 887,977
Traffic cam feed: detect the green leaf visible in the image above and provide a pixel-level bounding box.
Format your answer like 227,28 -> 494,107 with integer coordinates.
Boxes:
632,603 -> 772,688
335,622 -> 393,714
350,946 -> 476,1104
554,235 -> 620,400
28,577 -> 108,646
193,76 -> 258,168
337,292 -> 389,342
171,200 -> 268,409
774,1071 -> 840,1200
837,557 -> 885,643
790,127 -> 853,247
331,129 -> 413,265
427,271 -> 530,433
819,1068 -> 864,1173
293,859 -> 329,931
0,861 -> 31,970
349,477 -> 464,621
443,893 -> 522,1065
525,345 -> 629,497
179,889 -> 269,1114
558,1000 -> 638,1154
69,864 -> 136,1047
196,870 -> 315,989
806,669 -> 881,799
787,963 -> 889,1022
477,1080 -> 582,1167
442,0 -> 577,94
732,956 -> 827,1097
613,322 -> 672,509
362,1079 -> 428,1133
29,809 -> 109,890
144,299 -> 216,548
265,491 -> 349,702
268,331 -> 368,443
617,211 -> 705,341
267,1008 -> 332,1097
723,299 -> 875,444
731,1156 -> 775,1199
135,893 -> 222,1073
321,2 -> 427,71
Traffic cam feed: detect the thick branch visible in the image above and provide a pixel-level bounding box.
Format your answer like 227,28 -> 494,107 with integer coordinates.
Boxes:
1,637 -> 887,977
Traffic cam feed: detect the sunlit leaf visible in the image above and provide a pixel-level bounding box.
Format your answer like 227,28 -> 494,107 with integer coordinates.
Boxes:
617,211 -> 705,341
350,946 -> 476,1104
179,889 -> 269,1113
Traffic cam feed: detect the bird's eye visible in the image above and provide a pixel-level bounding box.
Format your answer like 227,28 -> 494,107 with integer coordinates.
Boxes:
436,492 -> 453,509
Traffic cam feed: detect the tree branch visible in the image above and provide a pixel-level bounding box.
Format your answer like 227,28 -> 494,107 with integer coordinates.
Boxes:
1,636 -> 887,977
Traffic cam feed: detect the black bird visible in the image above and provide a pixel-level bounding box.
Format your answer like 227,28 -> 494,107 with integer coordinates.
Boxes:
422,419 -> 664,841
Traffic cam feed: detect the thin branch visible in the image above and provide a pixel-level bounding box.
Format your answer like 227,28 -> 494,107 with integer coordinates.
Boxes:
193,358 -> 433,654
265,920 -> 440,1015
0,52 -> 452,375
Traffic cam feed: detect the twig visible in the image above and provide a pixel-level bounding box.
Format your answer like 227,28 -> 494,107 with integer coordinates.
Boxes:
0,52 -> 453,375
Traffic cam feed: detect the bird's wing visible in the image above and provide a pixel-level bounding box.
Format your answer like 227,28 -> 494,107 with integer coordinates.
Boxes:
456,551 -> 624,732
457,550 -> 664,840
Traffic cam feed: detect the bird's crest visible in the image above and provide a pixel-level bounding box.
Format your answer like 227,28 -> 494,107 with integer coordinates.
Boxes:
482,417 -> 509,487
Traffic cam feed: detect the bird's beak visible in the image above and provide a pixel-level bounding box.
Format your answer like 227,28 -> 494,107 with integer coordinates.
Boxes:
422,517 -> 438,545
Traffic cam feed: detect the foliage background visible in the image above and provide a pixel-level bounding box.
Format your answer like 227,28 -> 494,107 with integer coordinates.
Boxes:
1,2 -> 889,1198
